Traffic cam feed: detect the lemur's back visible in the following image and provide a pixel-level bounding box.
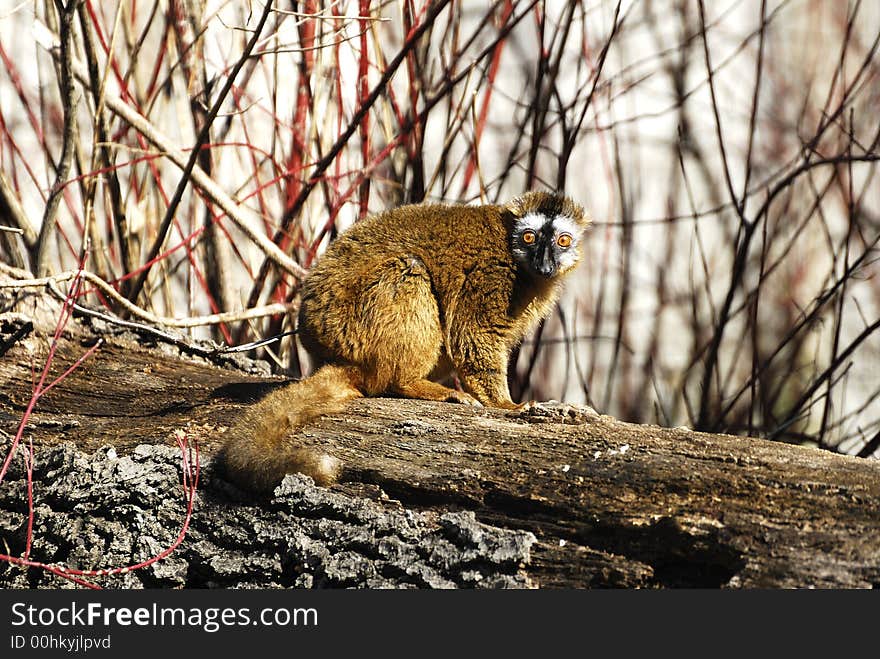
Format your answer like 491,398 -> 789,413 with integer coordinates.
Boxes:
296,201 -> 512,370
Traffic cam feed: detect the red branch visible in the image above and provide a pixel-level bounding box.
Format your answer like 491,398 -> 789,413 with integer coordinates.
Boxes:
461,1 -> 514,195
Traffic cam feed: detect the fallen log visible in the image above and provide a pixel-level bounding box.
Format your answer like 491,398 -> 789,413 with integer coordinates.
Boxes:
1,282 -> 878,588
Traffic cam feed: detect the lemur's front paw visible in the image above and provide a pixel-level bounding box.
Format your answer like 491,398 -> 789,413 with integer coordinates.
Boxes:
446,391 -> 483,407
507,400 -> 599,424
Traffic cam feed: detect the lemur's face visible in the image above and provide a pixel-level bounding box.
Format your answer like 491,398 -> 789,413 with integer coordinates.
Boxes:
509,192 -> 588,279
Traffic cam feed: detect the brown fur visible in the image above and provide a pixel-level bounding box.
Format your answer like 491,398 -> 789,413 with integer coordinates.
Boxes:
219,192 -> 589,492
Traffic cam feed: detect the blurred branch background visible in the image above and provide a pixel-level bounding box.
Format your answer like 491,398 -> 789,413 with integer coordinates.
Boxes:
1,0 -> 879,457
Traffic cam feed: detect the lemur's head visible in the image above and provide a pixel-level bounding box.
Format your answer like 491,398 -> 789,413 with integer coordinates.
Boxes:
506,191 -> 590,279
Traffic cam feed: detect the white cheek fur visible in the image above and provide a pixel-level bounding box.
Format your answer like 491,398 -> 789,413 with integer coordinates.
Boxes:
551,215 -> 583,272
556,248 -> 581,272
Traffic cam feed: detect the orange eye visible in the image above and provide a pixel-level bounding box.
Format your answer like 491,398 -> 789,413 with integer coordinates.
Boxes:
557,234 -> 573,248
522,230 -> 537,244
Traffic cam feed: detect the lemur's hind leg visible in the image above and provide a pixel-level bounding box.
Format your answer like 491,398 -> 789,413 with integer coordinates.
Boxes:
302,254 -> 452,397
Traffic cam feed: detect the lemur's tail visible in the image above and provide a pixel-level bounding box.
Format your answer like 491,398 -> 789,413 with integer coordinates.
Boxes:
218,364 -> 364,492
